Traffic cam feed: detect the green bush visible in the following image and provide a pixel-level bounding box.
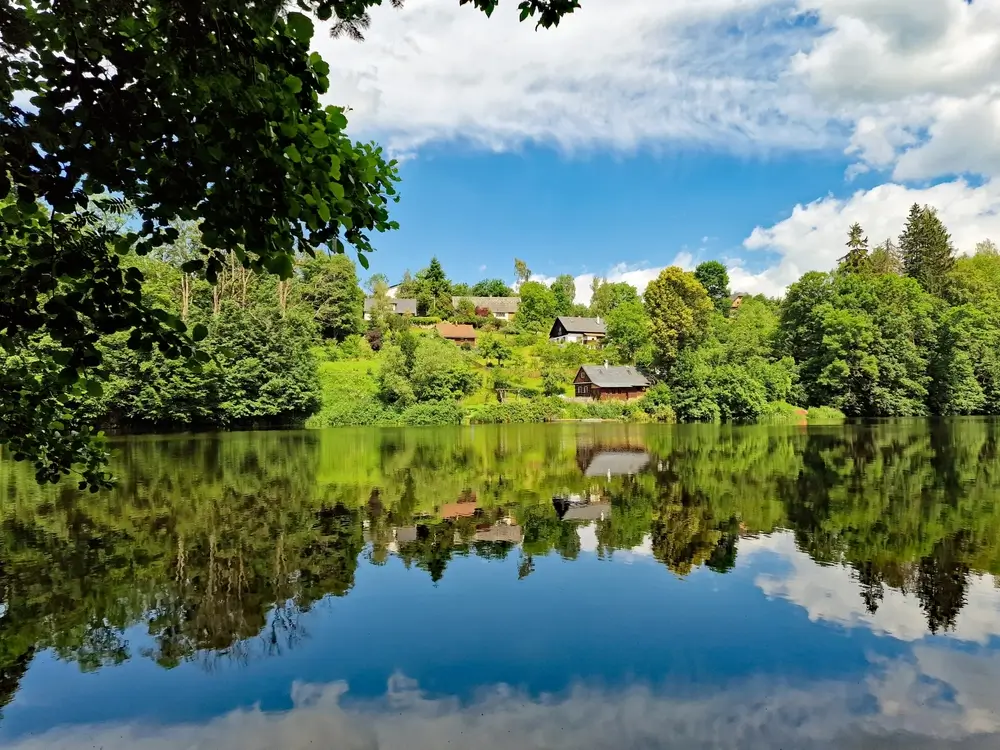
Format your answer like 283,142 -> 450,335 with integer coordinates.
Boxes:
759,401 -> 808,424
807,406 -> 847,423
400,401 -> 465,426
467,400 -> 556,424
307,396 -> 392,427
409,316 -> 442,326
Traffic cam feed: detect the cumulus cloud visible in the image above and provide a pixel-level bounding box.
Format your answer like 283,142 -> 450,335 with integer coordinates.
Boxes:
317,0 -> 1000,183
742,533 -> 1000,644
12,654 -> 1000,750
739,178 -> 1000,295
318,0 -> 827,155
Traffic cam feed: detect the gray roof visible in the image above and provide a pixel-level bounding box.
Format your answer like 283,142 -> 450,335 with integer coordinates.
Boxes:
562,503 -> 612,522
578,364 -> 650,388
365,297 -> 418,315
555,316 -> 606,335
584,451 -> 651,477
453,296 -> 520,314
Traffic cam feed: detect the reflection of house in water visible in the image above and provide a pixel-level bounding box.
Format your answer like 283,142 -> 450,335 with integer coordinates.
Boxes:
474,523 -> 523,543
582,451 -> 650,478
552,496 -> 611,522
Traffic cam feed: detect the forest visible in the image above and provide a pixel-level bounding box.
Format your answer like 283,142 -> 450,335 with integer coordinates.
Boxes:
15,202 -> 997,451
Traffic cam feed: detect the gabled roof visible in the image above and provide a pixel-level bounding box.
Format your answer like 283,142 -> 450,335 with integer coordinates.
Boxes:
578,364 -> 650,388
364,297 -> 418,315
453,296 -> 520,314
436,322 -> 478,340
553,316 -> 606,335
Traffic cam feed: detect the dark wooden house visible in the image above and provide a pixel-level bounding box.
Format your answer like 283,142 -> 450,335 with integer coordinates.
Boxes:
549,316 -> 606,345
573,364 -> 650,401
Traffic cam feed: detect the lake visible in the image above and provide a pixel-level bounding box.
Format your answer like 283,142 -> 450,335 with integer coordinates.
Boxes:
2,420 -> 1000,749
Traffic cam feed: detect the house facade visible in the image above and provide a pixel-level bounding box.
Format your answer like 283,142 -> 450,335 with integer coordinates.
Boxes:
549,316 -> 607,345
363,297 -> 417,321
573,364 -> 650,401
453,296 -> 520,321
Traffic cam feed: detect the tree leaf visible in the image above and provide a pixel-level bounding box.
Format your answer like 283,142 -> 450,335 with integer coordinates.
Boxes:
284,75 -> 303,94
192,323 -> 208,342
285,12 -> 314,44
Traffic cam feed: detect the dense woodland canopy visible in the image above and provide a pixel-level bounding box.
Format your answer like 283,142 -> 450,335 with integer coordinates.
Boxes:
2,419 -> 1000,713
6,185 -> 1000,488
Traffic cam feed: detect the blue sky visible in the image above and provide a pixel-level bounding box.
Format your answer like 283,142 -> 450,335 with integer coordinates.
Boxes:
315,0 -> 1000,300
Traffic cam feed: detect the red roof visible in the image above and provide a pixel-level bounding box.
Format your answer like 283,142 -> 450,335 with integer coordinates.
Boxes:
436,322 -> 478,340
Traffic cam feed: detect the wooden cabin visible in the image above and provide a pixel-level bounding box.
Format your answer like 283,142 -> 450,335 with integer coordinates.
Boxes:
573,364 -> 650,401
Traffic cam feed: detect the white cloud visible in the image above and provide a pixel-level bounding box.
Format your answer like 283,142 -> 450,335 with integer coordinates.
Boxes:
740,178 -> 1000,295
319,0 -> 829,155
317,0 -> 1000,183
13,653 -> 1000,750
742,532 -> 1000,644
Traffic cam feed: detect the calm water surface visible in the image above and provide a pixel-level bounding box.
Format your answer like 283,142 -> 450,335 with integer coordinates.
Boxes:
3,421 -> 1000,749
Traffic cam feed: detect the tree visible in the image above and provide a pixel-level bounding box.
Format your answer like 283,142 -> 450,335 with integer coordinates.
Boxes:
604,300 -> 652,366
478,334 -> 513,367
300,254 -> 364,341
471,279 -> 515,297
365,273 -> 390,295
1,0 -> 578,489
514,258 -> 532,285
900,204 -> 955,296
869,239 -> 903,275
590,280 -> 639,318
694,261 -> 730,314
396,270 -> 420,298
644,267 -> 713,368
975,239 -> 999,256
839,222 -> 869,273
410,336 -> 479,402
550,274 -> 576,316
517,281 -> 557,331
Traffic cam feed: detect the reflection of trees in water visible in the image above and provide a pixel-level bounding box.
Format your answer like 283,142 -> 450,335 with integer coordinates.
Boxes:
3,421 -> 1000,706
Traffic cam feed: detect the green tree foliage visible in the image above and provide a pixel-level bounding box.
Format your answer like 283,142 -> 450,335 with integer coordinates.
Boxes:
694,261 -> 730,314
478,334 -> 513,367
300,254 -> 364,341
517,281 -> 558,332
550,274 -> 576,316
376,335 -> 478,405
644,267 -> 713,369
868,239 -> 903,275
839,222 -> 869,273
589,280 -> 639,318
514,258 -> 532,285
604,300 -> 653,366
900,204 -> 956,297
780,271 -> 934,416
1,0 -> 578,489
472,279 -> 515,297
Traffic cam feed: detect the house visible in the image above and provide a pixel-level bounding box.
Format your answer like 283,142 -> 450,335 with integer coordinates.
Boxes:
549,316 -> 606,345
453,296 -> 520,321
435,322 -> 478,345
552,496 -> 612,522
363,297 -> 417,320
473,524 -> 523,544
730,292 -> 749,311
573,364 -> 650,401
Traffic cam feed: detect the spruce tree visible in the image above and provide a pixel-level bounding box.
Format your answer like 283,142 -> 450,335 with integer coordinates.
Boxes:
869,239 -> 903,275
900,204 -> 955,296
840,223 -> 869,272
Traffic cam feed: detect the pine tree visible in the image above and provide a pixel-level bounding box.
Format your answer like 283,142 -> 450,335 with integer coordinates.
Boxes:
900,204 -> 955,296
839,222 -> 869,273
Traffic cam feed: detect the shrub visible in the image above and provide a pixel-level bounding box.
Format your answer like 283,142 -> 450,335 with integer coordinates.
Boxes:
542,368 -> 567,397
467,400 -> 556,424
307,396 -> 392,427
400,401 -> 465,426
409,316 -> 442,326
807,406 -> 847,423
759,401 -> 807,424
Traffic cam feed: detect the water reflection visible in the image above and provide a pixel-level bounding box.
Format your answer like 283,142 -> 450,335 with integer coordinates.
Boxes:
2,420 -> 1000,745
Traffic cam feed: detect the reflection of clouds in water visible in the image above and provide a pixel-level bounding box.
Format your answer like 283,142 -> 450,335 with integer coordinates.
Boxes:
9,652 -> 1000,750
576,524 -> 655,562
743,533 -> 1000,643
